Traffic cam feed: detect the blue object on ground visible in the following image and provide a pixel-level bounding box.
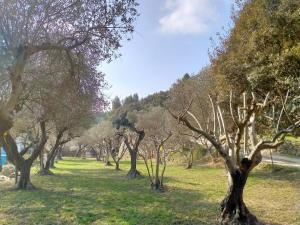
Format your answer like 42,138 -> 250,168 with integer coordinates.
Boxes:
0,148 -> 7,165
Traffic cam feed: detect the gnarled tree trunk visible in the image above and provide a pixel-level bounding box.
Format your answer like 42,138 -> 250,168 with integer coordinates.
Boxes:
127,149 -> 141,178
219,169 -> 261,225
17,160 -> 35,190
122,128 -> 145,179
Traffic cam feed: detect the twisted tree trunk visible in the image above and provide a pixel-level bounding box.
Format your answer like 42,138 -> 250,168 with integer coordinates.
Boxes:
2,125 -> 47,190
219,169 -> 261,225
18,160 -> 35,190
127,149 -> 141,178
122,129 -> 145,179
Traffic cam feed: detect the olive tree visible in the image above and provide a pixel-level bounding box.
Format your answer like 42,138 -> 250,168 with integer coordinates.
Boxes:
0,0 -> 138,189
137,107 -> 172,190
169,92 -> 300,225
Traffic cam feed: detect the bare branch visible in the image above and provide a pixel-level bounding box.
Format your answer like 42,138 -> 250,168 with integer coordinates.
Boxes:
217,105 -> 232,151
276,90 -> 289,132
187,111 -> 202,130
208,95 -> 216,134
168,108 -> 235,172
230,90 -> 239,127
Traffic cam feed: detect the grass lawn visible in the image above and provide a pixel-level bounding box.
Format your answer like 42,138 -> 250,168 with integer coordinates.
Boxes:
0,158 -> 299,225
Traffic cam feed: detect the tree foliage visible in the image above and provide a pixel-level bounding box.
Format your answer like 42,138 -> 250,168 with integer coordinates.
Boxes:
211,0 -> 300,97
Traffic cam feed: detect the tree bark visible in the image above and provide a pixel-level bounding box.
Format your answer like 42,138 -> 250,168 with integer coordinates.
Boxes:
127,150 -> 141,179
40,130 -> 66,175
2,122 -> 47,189
96,155 -> 101,161
17,160 -> 35,190
90,148 -> 100,161
115,161 -> 120,170
39,151 -> 44,172
112,154 -> 121,170
39,152 -> 55,175
104,150 -> 113,166
57,148 -> 63,160
75,148 -> 81,157
186,150 -> 193,169
153,148 -> 163,190
50,155 -> 55,168
0,111 -> 13,137
219,169 -> 261,225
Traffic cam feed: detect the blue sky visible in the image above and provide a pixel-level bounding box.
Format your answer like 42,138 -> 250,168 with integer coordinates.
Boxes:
100,0 -> 233,100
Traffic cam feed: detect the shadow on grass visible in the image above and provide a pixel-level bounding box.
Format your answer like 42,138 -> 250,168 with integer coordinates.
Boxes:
0,171 -> 219,225
0,159 -> 298,225
250,166 -> 300,183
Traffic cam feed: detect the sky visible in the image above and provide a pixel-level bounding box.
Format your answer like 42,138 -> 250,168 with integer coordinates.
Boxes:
100,0 -> 233,100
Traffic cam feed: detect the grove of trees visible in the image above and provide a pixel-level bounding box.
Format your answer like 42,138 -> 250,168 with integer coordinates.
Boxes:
0,1 -> 299,225
0,0 -> 138,189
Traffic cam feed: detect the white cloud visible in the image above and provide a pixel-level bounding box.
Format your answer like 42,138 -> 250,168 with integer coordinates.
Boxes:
159,0 -> 219,34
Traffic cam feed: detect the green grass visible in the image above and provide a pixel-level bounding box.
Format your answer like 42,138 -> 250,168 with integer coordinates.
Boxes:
0,159 -> 299,225
286,135 -> 300,142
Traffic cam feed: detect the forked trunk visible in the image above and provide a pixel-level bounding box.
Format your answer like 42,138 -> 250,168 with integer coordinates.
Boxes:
152,178 -> 164,191
219,169 -> 261,225
112,155 -> 120,170
17,161 -> 35,190
127,150 -> 141,179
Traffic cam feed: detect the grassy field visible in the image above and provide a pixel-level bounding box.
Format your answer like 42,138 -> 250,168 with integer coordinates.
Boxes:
0,159 -> 299,225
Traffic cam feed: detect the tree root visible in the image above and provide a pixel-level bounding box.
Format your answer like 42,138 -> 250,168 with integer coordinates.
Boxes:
37,169 -> 54,176
219,206 -> 263,225
14,182 -> 36,191
126,169 -> 142,179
